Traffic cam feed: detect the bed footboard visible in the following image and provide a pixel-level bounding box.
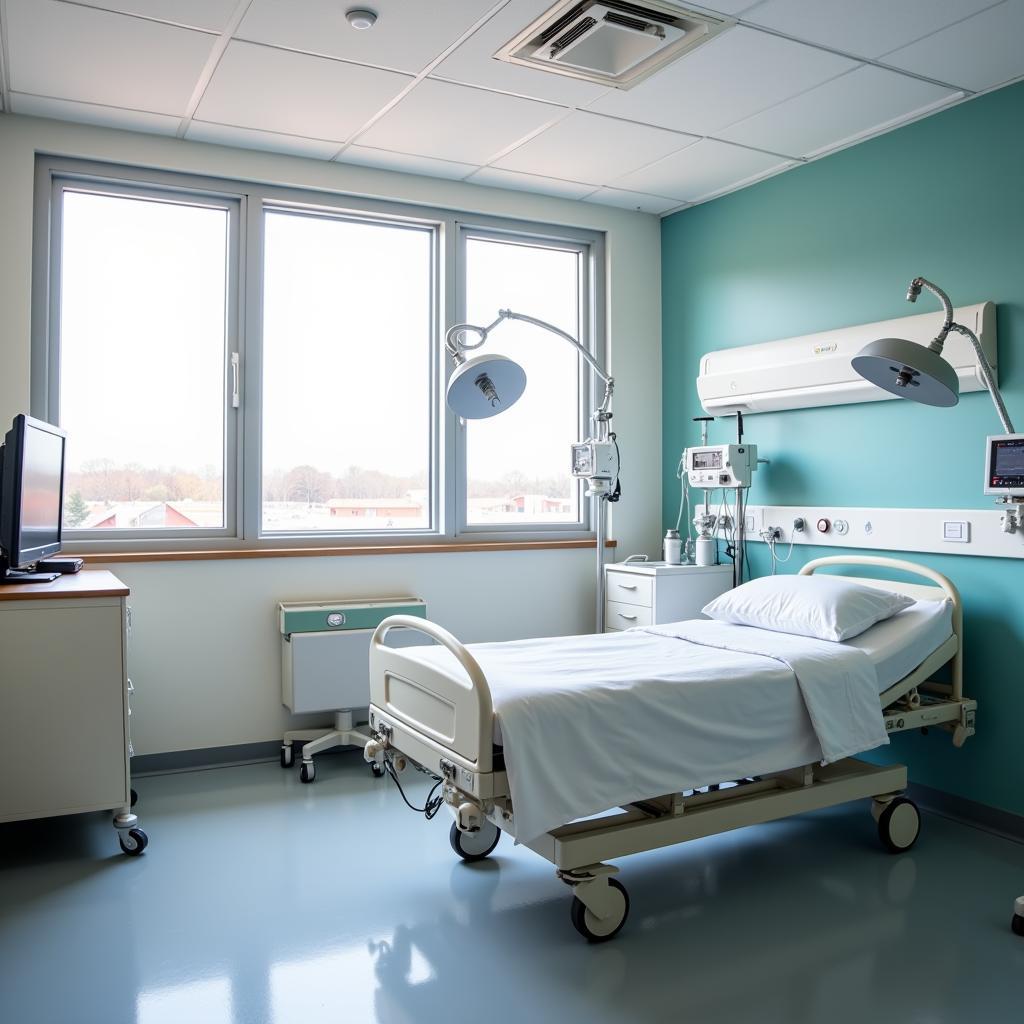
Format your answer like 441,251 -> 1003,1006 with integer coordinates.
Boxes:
367,615 -> 501,802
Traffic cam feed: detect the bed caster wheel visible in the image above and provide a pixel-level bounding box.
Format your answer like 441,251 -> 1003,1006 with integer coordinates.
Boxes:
119,827 -> 148,856
130,788 -> 138,808
877,797 -> 920,853
1013,915 -> 1024,937
299,761 -> 315,784
280,745 -> 294,769
370,762 -> 386,778
570,878 -> 629,943
449,820 -> 500,862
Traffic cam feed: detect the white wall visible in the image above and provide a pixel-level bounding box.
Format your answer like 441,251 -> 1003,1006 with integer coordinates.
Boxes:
0,113 -> 662,755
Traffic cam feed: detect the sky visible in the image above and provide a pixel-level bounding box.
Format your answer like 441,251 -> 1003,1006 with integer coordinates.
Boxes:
58,190 -> 586,499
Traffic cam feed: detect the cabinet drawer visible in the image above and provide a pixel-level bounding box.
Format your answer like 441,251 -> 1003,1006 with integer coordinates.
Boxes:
605,600 -> 652,629
605,572 -> 653,608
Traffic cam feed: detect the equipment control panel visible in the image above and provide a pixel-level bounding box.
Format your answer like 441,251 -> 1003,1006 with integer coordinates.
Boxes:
684,443 -> 758,489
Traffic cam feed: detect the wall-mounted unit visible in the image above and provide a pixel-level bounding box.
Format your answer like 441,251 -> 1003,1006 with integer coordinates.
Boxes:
697,302 -> 997,415
494,1 -> 731,90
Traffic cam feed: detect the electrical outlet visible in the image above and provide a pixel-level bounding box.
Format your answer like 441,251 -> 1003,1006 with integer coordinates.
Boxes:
744,514 -> 755,532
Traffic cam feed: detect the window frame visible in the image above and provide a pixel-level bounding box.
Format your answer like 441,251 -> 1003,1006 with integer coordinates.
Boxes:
33,163 -> 245,547
31,157 -> 606,552
452,220 -> 603,540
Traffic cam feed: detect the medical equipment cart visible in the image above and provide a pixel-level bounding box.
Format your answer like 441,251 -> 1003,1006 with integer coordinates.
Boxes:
0,571 -> 147,854
279,596 -> 426,783
603,561 -> 732,631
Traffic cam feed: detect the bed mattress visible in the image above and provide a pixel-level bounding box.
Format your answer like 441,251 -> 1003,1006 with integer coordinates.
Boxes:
396,598 -> 953,843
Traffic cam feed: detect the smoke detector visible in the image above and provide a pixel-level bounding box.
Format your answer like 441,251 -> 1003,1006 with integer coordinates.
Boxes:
495,1 -> 730,89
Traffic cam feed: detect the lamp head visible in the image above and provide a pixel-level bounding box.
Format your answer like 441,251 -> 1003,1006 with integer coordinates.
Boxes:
851,336 -> 960,408
446,353 -> 527,419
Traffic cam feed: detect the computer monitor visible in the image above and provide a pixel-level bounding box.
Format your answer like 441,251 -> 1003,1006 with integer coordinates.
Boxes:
983,434 -> 1024,497
0,414 -> 67,583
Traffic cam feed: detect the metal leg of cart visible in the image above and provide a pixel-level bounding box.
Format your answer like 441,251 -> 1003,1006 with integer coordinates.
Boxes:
282,710 -> 383,784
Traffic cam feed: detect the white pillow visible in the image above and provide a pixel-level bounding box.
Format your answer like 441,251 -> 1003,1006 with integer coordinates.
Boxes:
702,574 -> 915,642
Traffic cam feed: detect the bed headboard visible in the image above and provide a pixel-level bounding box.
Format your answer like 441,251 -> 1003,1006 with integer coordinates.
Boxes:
799,555 -> 963,698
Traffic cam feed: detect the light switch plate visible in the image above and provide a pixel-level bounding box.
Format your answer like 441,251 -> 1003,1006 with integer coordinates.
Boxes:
942,520 -> 970,543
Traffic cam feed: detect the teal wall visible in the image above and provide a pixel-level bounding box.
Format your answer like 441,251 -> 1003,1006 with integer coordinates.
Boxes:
662,81 -> 1024,816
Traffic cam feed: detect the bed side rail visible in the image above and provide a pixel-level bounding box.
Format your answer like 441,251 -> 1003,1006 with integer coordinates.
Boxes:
799,555 -> 963,700
369,615 -> 494,773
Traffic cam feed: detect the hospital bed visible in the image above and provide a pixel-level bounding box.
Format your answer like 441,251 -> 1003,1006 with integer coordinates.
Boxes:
363,556 -> 976,942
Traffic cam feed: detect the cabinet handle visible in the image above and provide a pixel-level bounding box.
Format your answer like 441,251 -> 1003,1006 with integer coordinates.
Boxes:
618,612 -> 638,621
616,583 -> 638,590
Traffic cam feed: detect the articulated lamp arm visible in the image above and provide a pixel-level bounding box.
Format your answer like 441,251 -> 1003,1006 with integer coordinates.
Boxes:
445,309 -> 614,420
907,277 -> 1015,434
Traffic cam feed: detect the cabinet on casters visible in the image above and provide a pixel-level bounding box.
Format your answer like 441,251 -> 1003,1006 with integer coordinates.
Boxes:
0,571 -> 147,855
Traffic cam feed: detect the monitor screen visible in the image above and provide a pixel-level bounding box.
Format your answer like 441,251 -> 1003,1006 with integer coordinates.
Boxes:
993,440 -> 1024,477
20,423 -> 65,558
988,437 -> 1024,491
0,415 -> 66,571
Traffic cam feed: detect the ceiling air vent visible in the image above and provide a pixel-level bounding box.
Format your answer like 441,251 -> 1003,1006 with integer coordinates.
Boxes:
495,1 -> 731,90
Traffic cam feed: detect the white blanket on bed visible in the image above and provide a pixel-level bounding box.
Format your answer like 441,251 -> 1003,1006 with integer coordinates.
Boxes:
404,624 -> 888,844
645,621 -> 889,764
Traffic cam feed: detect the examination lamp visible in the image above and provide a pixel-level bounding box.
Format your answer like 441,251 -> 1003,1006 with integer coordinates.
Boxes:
852,276 -> 1021,536
851,276 -> 1014,433
444,310 -> 618,632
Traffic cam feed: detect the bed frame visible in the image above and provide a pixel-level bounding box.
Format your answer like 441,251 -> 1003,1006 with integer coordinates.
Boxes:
363,556 -> 977,941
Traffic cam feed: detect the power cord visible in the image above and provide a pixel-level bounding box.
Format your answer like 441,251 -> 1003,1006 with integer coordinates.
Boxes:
607,433 -> 622,502
385,758 -> 445,820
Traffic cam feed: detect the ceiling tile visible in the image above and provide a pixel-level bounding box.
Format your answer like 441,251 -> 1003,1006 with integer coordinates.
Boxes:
236,0 -> 498,74
186,121 -> 342,159
467,167 -> 598,199
587,26 -> 856,135
355,79 -> 562,164
741,0 -> 997,60
432,0 -> 613,106
615,138 -> 792,201
697,1 -> 765,12
719,65 -> 960,158
341,145 -> 477,180
882,2 -> 1024,92
493,111 -> 696,183
10,92 -> 181,134
195,41 -> 412,144
6,0 -> 216,115
69,1 -> 237,32
584,188 -> 680,215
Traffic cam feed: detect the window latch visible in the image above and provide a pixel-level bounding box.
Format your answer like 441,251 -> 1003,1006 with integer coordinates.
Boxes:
231,352 -> 240,408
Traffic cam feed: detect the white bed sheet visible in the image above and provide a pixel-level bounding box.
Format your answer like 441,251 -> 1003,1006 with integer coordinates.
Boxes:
845,598 -> 952,690
393,599 -> 952,843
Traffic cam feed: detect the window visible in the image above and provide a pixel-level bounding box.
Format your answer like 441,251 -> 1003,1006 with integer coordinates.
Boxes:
35,161 -> 602,549
261,210 -> 434,534
51,184 -> 236,536
460,232 -> 587,529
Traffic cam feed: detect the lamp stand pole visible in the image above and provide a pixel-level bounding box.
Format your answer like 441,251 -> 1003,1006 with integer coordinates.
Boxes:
594,490 -> 607,634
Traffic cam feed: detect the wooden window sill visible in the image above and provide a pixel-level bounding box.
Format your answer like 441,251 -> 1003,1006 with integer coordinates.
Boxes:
67,538 -> 618,565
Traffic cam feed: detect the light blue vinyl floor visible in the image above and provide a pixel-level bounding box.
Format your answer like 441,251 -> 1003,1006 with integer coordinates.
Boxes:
1,754 -> 1021,1024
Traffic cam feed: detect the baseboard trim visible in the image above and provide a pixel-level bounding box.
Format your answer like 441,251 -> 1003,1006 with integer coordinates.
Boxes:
909,782 -> 1024,844
131,741 -> 284,775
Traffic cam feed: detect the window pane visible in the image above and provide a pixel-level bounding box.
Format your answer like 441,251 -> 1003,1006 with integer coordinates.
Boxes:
464,237 -> 582,526
59,190 -> 229,532
261,211 -> 432,533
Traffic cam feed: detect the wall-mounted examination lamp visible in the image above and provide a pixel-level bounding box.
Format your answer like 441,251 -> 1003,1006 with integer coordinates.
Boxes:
445,309 -> 619,632
851,276 -> 1014,433
852,276 -> 1021,533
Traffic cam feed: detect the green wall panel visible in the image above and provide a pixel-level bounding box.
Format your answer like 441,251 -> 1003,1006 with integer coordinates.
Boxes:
661,81 -> 1024,816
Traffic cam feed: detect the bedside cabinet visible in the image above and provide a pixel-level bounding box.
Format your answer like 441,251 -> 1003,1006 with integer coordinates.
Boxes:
604,562 -> 733,631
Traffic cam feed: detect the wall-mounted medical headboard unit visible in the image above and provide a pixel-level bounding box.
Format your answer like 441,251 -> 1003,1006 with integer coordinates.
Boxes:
698,302 -> 996,415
